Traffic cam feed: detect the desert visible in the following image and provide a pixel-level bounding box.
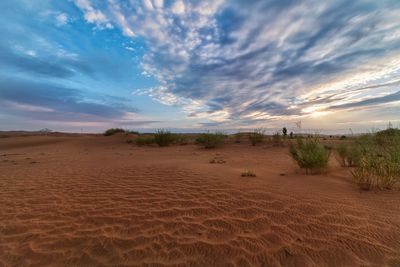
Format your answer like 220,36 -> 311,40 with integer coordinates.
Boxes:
1,131 -> 399,266
2,1 -> 400,266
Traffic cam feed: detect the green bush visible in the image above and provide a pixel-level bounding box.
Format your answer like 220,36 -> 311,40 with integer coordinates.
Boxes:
104,128 -> 125,136
289,138 -> 331,174
154,129 -> 174,147
249,128 -> 264,146
335,143 -> 362,167
351,129 -> 400,190
196,132 -> 226,148
135,136 -> 155,146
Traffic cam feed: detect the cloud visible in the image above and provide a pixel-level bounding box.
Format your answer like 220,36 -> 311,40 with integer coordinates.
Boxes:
0,78 -> 139,122
72,0 -> 400,128
74,0 -> 113,29
56,13 -> 68,26
0,50 -> 73,78
171,0 -> 185,15
329,91 -> 400,110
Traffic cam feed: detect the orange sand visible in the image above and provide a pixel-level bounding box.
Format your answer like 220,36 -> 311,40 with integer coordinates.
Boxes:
1,134 -> 399,266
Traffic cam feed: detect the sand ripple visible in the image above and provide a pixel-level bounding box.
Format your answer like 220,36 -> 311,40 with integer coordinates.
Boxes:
1,163 -> 400,267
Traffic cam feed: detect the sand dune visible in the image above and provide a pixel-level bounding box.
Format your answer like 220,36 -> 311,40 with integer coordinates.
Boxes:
0,135 -> 399,266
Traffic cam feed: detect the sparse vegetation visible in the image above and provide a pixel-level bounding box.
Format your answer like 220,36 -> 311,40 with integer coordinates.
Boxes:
135,136 -> 155,146
289,137 -> 331,174
351,127 -> 400,190
335,142 -> 362,167
126,130 -> 140,135
154,129 -> 174,147
104,128 -> 125,136
241,170 -> 256,177
196,132 -> 226,148
173,134 -> 189,145
249,128 -> 264,146
289,132 -> 294,139
272,131 -> 283,146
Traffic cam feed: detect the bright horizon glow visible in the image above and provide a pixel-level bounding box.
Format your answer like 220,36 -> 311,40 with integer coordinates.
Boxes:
0,0 -> 399,134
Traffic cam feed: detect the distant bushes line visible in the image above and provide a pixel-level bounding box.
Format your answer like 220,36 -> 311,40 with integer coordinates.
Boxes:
196,132 -> 226,148
104,128 -> 139,136
104,128 -> 125,136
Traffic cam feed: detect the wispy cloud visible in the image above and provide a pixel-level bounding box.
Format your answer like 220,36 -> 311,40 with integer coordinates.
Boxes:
73,0 -> 400,128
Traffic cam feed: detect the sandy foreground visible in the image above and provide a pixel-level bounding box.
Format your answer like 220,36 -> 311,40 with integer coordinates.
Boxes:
0,134 -> 399,267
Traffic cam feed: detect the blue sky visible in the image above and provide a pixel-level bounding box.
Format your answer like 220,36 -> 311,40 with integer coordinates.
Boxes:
0,0 -> 400,133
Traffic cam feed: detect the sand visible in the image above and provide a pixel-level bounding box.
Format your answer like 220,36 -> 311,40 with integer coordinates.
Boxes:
0,134 -> 399,266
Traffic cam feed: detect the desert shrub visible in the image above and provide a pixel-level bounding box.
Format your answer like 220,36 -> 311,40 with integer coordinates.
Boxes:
154,129 -> 174,147
173,134 -> 189,145
352,154 -> 400,190
272,131 -> 283,146
335,142 -> 362,167
241,170 -> 256,177
210,157 -> 226,164
289,138 -> 331,174
126,139 -> 133,144
126,130 -> 140,135
104,128 -> 125,136
196,132 -> 226,148
249,128 -> 265,146
289,132 -> 294,139
339,135 -> 346,140
351,129 -> 400,190
135,136 -> 155,146
351,158 -> 374,190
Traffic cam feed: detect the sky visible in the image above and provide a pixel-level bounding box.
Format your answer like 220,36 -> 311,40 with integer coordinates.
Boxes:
0,0 -> 399,134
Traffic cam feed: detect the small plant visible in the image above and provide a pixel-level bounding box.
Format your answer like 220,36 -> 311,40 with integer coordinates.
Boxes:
104,128 -> 125,136
339,135 -> 346,140
289,132 -> 294,139
126,139 -> 134,144
249,128 -> 265,146
210,157 -> 226,164
289,138 -> 331,174
135,136 -> 155,146
154,129 -> 174,147
196,132 -> 226,149
241,170 -> 256,177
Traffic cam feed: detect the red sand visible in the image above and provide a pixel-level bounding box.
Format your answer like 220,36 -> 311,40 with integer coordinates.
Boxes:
1,134 -> 399,266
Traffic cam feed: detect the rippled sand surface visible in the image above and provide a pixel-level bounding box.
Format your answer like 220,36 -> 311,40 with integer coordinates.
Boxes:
1,134 -> 399,266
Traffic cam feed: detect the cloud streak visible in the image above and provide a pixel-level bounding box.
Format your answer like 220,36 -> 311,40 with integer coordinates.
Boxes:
73,0 -> 400,128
